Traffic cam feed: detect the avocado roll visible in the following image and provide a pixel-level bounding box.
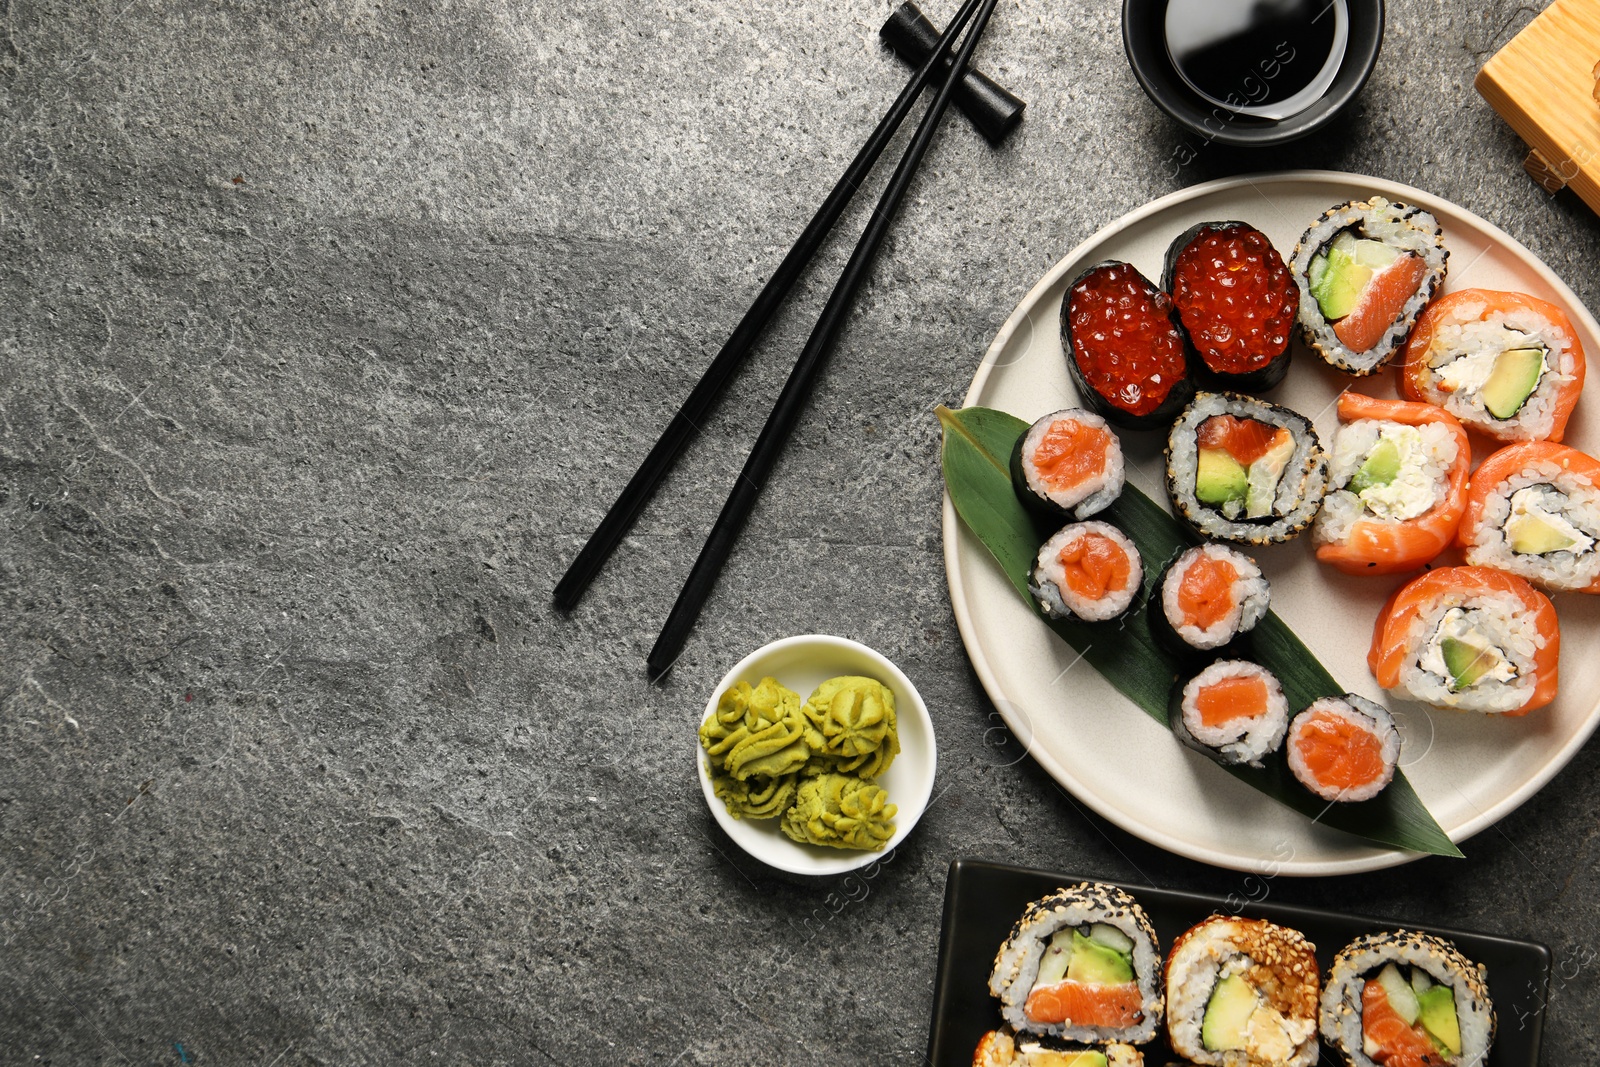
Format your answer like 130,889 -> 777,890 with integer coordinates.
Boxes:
973,1029 -> 1144,1067
1061,260 -> 1196,430
1169,660 -> 1289,769
1163,221 -> 1299,392
1150,544 -> 1270,660
1369,566 -> 1560,716
1029,521 -> 1143,623
1011,408 -> 1125,520
988,882 -> 1164,1045
1401,288 -> 1586,442
1456,441 -> 1600,594
1285,694 -> 1399,803
1321,930 -> 1495,1067
1166,916 -> 1320,1067
1166,391 -> 1328,545
1290,197 -> 1448,375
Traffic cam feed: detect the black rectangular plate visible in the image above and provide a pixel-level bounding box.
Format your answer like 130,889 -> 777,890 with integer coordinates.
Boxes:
927,859 -> 1551,1066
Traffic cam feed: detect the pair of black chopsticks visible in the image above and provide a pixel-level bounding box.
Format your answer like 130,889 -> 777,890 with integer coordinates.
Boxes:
554,0 -> 1002,678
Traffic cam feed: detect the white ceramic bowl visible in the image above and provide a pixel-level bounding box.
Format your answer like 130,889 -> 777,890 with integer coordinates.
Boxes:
695,634 -> 937,876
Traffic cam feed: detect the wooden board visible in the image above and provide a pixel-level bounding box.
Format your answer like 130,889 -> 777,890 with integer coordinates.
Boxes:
1476,0 -> 1600,211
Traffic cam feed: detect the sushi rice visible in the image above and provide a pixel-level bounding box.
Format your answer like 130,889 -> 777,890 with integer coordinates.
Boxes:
1462,453 -> 1600,592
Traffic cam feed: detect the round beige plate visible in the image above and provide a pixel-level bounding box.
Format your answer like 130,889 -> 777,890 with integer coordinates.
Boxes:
942,171 -> 1600,876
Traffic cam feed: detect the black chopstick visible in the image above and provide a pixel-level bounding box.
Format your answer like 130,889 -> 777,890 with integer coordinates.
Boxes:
552,0 -> 987,613
647,0 -> 1003,680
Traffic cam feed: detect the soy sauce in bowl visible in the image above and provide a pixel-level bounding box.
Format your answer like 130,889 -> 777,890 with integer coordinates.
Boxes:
1164,0 -> 1349,120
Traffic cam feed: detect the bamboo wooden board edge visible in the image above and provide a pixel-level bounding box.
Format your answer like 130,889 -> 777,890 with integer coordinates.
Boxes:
1476,0 -> 1600,213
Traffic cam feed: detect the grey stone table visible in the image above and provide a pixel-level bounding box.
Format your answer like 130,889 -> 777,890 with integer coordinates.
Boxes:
3,1 -> 1596,1063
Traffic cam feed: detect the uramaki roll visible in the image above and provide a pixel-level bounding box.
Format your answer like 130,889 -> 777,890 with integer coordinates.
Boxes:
1166,916 -> 1320,1066
988,883 -> 1164,1045
1456,440 -> 1600,594
1320,930 -> 1494,1067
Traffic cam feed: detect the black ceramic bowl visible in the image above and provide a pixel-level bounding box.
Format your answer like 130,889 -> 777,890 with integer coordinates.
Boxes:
1123,0 -> 1384,146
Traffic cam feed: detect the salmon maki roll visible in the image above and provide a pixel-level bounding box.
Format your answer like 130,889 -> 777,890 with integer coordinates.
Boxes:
1285,694 -> 1400,803
1368,566 -> 1560,715
1011,408 -> 1126,520
1169,660 -> 1289,768
1313,392 -> 1470,575
1456,440 -> 1600,594
1029,522 -> 1144,623
1400,288 -> 1586,443
1150,544 -> 1271,659
1290,197 -> 1448,375
987,883 -> 1164,1045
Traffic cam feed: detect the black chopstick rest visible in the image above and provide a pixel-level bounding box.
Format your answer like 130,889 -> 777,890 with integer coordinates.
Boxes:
881,1 -> 1024,144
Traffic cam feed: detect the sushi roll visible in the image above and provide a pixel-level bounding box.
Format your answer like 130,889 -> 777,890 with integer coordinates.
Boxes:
1163,221 -> 1299,392
1062,261 -> 1196,430
1011,408 -> 1126,520
1029,522 -> 1144,623
1150,545 -> 1271,659
1290,197 -> 1448,375
988,882 -> 1164,1045
1166,916 -> 1320,1067
1313,392 -> 1471,576
1368,566 -> 1560,716
1166,392 -> 1328,546
1169,660 -> 1289,769
1456,440 -> 1600,594
1285,694 -> 1400,803
973,1029 -> 1145,1067
1401,288 -> 1586,442
1321,931 -> 1495,1067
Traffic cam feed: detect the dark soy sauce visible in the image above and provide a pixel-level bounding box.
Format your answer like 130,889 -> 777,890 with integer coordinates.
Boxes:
1165,0 -> 1347,119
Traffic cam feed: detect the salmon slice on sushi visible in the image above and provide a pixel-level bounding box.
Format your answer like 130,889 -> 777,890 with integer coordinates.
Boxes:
1400,288 -> 1585,443
1313,392 -> 1470,575
1456,440 -> 1600,594
1011,408 -> 1126,520
1368,566 -> 1560,715
1286,694 -> 1400,803
1029,522 -> 1144,623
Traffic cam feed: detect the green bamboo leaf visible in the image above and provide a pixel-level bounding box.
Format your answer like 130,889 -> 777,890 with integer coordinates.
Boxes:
939,405 -> 1461,859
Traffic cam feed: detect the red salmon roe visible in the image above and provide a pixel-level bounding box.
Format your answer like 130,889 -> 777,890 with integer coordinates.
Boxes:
1067,263 -> 1188,417
1170,224 -> 1298,376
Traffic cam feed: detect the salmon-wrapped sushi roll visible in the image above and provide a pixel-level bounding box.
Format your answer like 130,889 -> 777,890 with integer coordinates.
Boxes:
1313,392 -> 1470,575
1400,288 -> 1586,442
1368,566 -> 1560,715
1456,440 -> 1600,594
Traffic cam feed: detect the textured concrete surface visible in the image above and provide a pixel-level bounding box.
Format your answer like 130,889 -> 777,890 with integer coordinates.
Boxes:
2,0 -> 1597,1064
